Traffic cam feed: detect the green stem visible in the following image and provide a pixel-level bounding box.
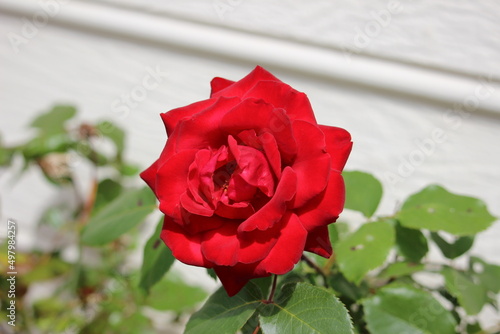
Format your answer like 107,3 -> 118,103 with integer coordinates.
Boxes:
302,254 -> 329,288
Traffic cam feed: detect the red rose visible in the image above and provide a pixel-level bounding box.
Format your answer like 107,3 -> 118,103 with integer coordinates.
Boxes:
141,66 -> 352,296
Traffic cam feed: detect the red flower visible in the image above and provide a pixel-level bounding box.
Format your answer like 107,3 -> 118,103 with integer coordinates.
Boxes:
141,66 -> 352,296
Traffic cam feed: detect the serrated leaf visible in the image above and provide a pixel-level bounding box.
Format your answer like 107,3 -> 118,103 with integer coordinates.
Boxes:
139,218 -> 174,292
146,276 -> 207,313
259,282 -> 353,334
397,185 -> 496,236
362,283 -> 457,334
430,232 -> 474,259
442,266 -> 488,315
379,262 -> 425,279
93,178 -> 123,215
394,221 -> 428,262
343,171 -> 383,217
335,221 -> 395,284
31,105 -> 76,135
185,282 -> 263,334
328,271 -> 368,302
81,187 -> 156,245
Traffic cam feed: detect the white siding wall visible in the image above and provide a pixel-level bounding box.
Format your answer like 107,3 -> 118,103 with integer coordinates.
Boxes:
1,0 -> 499,328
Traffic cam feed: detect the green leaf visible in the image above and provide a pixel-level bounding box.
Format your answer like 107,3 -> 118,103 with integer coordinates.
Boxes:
23,134 -> 73,159
259,282 -> 353,334
139,218 -> 175,293
184,282 -> 263,334
379,262 -> 425,279
397,185 -> 496,236
328,271 -> 368,302
146,276 -> 207,313
394,221 -> 429,262
96,120 -> 125,157
430,232 -> 474,259
81,187 -> 156,246
470,257 -> 500,293
442,266 -> 488,315
362,283 -> 457,334
31,105 -> 77,135
343,171 -> 383,217
335,221 -> 395,284
93,178 -> 123,214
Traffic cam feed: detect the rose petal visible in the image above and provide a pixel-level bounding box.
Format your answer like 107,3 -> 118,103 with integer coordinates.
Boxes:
210,77 -> 235,96
297,171 -> 345,231
215,201 -> 255,220
227,173 -> 257,203
228,135 -> 274,197
242,80 -> 317,123
140,160 -> 158,192
181,209 -> 226,234
201,223 -> 240,266
238,221 -> 280,264
255,213 -> 307,275
180,192 -> 214,216
214,262 -> 265,297
211,66 -> 280,99
291,120 -> 331,207
304,225 -> 332,258
155,149 -> 198,218
161,98 -> 217,136
174,96 -> 241,151
161,216 -> 213,267
238,167 -> 297,232
221,98 -> 297,163
319,125 -> 352,172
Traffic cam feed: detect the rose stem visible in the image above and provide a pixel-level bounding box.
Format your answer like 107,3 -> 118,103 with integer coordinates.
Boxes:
266,274 -> 278,303
301,254 -> 329,288
252,325 -> 261,334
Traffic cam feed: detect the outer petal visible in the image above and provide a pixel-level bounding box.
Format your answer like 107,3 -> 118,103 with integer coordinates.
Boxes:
238,220 -> 280,264
319,125 -> 352,172
140,160 -> 158,192
254,213 -> 307,275
210,77 -> 235,96
242,80 -> 316,123
161,216 -> 213,267
161,98 -> 217,136
211,66 -> 281,99
214,262 -> 265,297
173,96 -> 241,152
201,223 -> 241,266
297,171 -> 345,231
238,167 -> 297,232
304,225 -> 332,258
291,120 -> 331,208
155,149 -> 198,218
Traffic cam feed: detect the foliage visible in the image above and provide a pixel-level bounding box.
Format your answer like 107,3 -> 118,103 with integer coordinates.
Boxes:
1,107 -> 499,333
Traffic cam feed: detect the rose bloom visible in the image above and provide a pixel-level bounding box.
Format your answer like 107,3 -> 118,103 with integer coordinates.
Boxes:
141,66 -> 352,296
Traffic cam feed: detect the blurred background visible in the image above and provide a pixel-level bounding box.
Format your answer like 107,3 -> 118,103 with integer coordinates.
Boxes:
1,0 -> 499,332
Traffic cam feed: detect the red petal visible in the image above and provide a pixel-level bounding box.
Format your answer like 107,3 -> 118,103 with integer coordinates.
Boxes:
161,98 -> 217,136
201,223 -> 240,266
155,149 -> 198,218
304,225 -> 332,258
211,66 -> 281,99
214,262 -> 265,296
242,80 -> 316,123
215,201 -> 255,219
238,167 -> 297,232
319,125 -> 352,172
210,77 -> 235,97
221,98 -> 297,163
228,135 -> 274,197
297,171 -> 345,231
174,96 -> 241,151
291,121 -> 331,207
180,192 -> 214,216
181,209 -> 226,234
161,215 -> 212,267
238,220 -> 280,264
140,160 -> 158,193
255,213 -> 307,275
